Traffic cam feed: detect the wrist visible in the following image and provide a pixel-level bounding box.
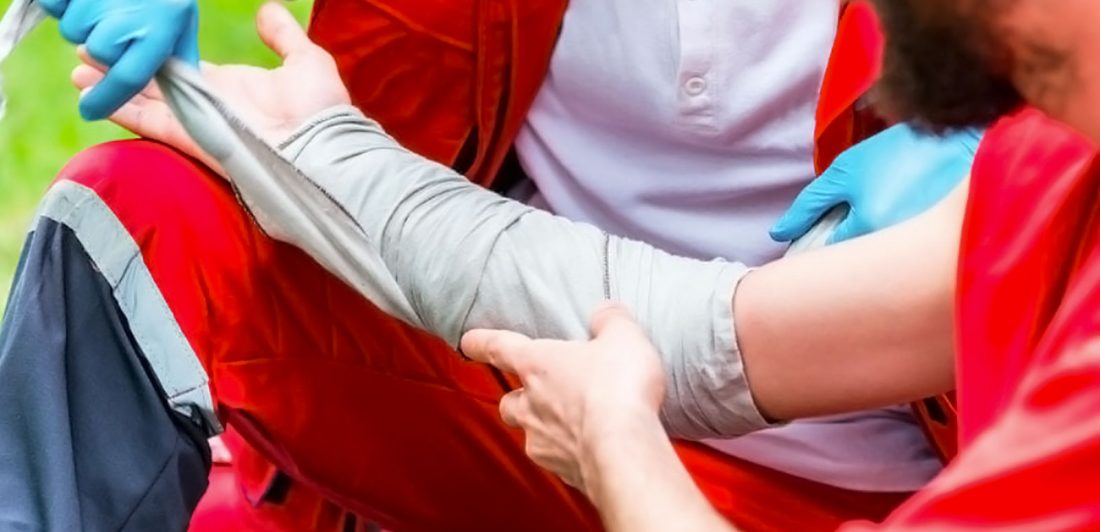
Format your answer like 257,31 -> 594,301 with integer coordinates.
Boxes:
579,407 -> 664,499
276,105 -> 366,152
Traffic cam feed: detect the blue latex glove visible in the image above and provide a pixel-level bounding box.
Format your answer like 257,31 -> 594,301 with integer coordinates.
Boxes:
770,124 -> 982,245
40,0 -> 199,120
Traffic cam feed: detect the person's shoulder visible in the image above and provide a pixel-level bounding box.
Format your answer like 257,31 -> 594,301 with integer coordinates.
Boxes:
965,107 -> 1095,225
973,107 -> 1094,191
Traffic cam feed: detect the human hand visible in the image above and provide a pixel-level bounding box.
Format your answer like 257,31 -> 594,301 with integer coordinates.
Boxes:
70,2 -> 351,172
461,303 -> 666,494
770,124 -> 981,245
41,0 -> 199,120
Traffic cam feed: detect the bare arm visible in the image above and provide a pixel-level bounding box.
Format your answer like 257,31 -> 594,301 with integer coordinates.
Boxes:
737,180 -> 966,421
582,414 -> 736,532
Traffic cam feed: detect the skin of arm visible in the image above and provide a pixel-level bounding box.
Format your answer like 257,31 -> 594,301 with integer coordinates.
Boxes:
737,180 -> 966,421
581,413 -> 736,532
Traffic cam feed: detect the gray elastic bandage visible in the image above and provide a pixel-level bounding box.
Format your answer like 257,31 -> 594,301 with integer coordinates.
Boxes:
271,107 -> 770,438
1,0 -> 776,438
161,65 -> 774,438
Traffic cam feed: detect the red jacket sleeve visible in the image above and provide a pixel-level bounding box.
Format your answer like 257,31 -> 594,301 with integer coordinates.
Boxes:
843,339 -> 1100,530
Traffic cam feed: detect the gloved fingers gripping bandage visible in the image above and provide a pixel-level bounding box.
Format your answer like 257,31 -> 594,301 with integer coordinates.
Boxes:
153,62 -> 774,438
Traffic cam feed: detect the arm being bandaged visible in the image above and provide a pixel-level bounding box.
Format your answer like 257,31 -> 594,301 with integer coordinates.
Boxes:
0,0 -> 772,438
151,63 -> 773,439
276,107 -> 766,439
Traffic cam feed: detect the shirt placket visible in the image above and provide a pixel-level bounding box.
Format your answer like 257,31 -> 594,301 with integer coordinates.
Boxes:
676,0 -> 717,131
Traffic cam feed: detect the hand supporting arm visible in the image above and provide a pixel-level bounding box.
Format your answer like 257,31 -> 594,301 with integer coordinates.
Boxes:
479,186 -> 966,532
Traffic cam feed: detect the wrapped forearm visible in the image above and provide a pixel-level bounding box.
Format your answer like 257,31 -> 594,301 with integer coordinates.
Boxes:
153,61 -> 772,439
276,106 -> 768,438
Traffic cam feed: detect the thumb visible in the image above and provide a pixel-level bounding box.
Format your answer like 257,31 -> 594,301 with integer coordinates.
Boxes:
256,2 -> 313,60
590,303 -> 649,345
769,173 -> 847,243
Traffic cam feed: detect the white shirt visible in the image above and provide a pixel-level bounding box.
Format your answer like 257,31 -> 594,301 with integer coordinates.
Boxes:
513,0 -> 943,492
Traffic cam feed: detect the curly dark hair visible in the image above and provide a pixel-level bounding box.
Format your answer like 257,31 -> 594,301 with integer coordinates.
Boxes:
869,0 -> 1024,133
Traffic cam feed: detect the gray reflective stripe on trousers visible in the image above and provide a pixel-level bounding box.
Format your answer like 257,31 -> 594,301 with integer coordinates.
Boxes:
34,180 -> 222,436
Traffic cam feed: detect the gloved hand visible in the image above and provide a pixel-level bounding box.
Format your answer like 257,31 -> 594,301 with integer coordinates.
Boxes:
39,0 -> 199,120
770,124 -> 982,245
70,2 -> 351,174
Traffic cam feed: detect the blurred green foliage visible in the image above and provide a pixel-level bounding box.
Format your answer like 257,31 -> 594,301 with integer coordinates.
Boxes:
0,0 -> 313,310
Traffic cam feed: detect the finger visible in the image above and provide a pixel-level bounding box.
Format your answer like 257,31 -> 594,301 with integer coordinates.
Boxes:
959,127 -> 984,156
107,96 -> 222,173
768,176 -> 846,243
171,8 -> 201,66
76,46 -> 107,72
590,303 -> 662,359
74,59 -> 165,111
589,302 -> 647,342
38,0 -> 70,19
107,95 -> 173,140
498,389 -> 527,428
256,1 -> 313,60
56,0 -> 100,45
71,63 -> 104,92
73,62 -> 162,102
79,32 -> 175,120
83,16 -> 139,67
460,329 -> 533,375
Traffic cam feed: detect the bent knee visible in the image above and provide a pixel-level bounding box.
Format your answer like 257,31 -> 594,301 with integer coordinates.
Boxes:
55,140 -> 234,222
48,140 -> 253,240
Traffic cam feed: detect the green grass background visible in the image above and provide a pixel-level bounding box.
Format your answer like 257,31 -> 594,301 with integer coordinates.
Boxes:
0,0 -> 314,310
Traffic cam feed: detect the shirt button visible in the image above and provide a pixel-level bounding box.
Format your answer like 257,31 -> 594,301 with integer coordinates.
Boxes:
684,76 -> 707,96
